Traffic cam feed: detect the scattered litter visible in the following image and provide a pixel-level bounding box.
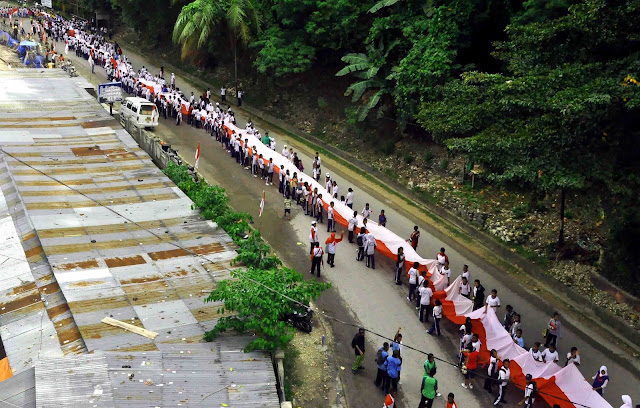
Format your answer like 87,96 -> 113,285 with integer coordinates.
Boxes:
145,379 -> 154,386
340,366 -> 345,370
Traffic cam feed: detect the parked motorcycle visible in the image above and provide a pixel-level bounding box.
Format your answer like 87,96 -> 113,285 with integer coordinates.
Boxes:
281,308 -> 313,333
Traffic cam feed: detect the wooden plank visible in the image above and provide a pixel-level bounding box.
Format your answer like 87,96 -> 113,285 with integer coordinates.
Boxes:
100,316 -> 158,339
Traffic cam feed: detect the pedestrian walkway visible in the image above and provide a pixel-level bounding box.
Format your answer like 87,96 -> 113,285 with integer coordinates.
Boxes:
46,24 -> 640,408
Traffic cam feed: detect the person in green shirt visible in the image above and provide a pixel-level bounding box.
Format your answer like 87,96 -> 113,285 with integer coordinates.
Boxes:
419,368 -> 438,408
423,354 -> 442,397
262,132 -> 270,146
423,353 -> 436,376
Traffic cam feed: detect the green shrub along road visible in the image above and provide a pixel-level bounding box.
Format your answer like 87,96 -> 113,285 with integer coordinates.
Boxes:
164,162 -> 329,351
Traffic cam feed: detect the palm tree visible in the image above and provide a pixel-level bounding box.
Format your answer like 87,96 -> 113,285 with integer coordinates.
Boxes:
172,0 -> 223,60
173,0 -> 261,95
226,0 -> 260,97
336,41 -> 398,121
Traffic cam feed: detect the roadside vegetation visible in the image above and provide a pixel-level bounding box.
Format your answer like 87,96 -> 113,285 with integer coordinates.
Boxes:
164,161 -> 329,351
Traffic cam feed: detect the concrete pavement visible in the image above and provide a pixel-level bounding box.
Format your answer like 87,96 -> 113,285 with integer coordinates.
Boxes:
43,29 -> 640,408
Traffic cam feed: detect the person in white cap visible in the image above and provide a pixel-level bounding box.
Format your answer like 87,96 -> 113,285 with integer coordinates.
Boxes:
309,221 -> 319,255
282,145 -> 289,159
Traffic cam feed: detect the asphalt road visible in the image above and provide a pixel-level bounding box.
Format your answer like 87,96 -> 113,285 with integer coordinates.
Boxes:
40,28 -> 640,408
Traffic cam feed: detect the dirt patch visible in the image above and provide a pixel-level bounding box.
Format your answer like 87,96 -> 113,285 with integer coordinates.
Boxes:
284,306 -> 342,408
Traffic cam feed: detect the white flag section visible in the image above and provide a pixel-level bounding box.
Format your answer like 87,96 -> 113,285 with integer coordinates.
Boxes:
194,142 -> 200,170
259,191 -> 265,217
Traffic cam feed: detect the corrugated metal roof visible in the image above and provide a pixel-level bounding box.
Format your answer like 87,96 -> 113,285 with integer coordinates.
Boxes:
0,70 -> 278,406
35,354 -> 115,408
0,367 -> 35,408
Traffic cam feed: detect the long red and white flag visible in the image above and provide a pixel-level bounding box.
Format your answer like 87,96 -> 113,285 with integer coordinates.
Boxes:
259,191 -> 265,217
194,142 -> 200,170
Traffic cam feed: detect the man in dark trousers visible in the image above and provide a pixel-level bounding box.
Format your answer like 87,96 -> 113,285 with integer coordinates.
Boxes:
472,279 -> 485,311
310,242 -> 323,277
351,328 -> 366,373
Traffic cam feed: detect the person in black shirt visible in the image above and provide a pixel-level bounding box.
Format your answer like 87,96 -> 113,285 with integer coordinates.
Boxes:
351,328 -> 366,373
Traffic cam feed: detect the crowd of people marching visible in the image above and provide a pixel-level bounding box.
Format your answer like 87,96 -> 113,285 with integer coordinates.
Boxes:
1,6 -> 635,408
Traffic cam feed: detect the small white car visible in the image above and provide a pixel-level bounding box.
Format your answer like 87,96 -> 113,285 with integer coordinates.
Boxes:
119,97 -> 158,128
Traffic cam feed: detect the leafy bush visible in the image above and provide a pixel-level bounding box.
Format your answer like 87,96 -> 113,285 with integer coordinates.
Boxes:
440,158 -> 449,170
164,162 -> 329,351
424,150 -> 434,164
317,97 -> 328,108
512,204 -> 528,219
403,154 -> 414,164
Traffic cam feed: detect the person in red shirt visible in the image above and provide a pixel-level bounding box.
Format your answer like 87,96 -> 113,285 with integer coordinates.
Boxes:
447,393 -> 458,408
408,225 -> 420,249
384,388 -> 397,408
462,344 -> 484,389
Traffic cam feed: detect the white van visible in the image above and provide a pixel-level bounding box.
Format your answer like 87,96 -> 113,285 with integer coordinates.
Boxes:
119,97 -> 158,128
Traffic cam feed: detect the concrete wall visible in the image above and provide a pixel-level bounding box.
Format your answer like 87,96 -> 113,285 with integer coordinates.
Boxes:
122,117 -> 170,169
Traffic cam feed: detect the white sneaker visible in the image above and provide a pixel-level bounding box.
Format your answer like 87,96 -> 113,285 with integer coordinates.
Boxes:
469,384 -> 474,390
436,392 -> 442,397
461,383 -> 468,389
406,297 -> 411,301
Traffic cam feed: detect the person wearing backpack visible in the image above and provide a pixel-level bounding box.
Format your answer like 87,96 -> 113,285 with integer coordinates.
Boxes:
374,342 -> 390,394
356,227 -> 366,261
518,374 -> 537,408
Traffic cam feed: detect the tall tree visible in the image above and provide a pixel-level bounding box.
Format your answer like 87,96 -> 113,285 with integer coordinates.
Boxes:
418,0 -> 640,248
173,0 -> 260,90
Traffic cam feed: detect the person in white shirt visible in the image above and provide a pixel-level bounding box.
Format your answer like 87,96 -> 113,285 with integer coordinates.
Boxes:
327,201 -> 336,232
541,344 -> 559,363
407,262 -> 419,302
309,221 -> 318,255
509,314 -> 522,338
459,276 -> 471,298
441,261 -> 451,286
529,342 -> 542,362
310,242 -> 323,277
346,188 -> 354,209
347,211 -> 357,243
418,281 -> 433,323
282,145 -> 289,159
494,359 -> 510,405
565,347 -> 580,366
461,264 -> 470,281
428,299 -> 443,336
518,374 -> 536,408
362,203 -> 372,220
484,349 -> 499,393
325,173 -> 332,195
220,85 -> 226,102
485,289 -> 501,313
364,232 -> 377,269
471,334 -> 481,353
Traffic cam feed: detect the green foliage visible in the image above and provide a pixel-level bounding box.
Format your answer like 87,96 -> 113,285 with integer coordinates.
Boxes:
173,0 -> 261,58
164,162 -> 328,350
424,149 -> 434,164
512,205 -> 528,219
204,267 -> 328,351
251,27 -> 315,77
514,0 -> 577,25
317,97 -> 328,108
336,41 -> 399,121
440,158 -> 449,170
403,154 -> 414,164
